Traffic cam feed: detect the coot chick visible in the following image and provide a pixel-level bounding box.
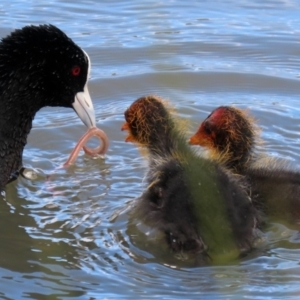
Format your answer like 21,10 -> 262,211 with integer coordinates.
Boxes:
0,24 -> 96,188
122,96 -> 260,263
189,106 -> 300,224
189,106 -> 258,173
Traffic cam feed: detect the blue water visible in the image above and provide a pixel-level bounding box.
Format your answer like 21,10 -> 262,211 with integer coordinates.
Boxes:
1,0 -> 300,299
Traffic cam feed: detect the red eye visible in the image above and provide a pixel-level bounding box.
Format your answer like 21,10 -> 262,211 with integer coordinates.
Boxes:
71,66 -> 81,76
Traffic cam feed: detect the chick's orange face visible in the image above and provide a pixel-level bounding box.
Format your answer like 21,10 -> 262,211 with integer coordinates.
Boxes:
121,120 -> 135,142
121,97 -> 157,145
189,120 -> 215,148
189,107 -> 229,149
122,96 -> 171,148
121,101 -> 141,143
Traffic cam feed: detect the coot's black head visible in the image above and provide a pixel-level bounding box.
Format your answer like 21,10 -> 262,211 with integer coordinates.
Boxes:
0,24 -> 95,127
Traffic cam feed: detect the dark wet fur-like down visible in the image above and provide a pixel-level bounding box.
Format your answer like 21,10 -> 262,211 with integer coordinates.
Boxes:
134,158 -> 260,261
135,159 -> 206,254
246,167 -> 300,224
191,106 -> 300,226
125,96 -> 261,262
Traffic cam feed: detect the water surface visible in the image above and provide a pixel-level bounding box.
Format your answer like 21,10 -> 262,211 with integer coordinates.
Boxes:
1,0 -> 300,299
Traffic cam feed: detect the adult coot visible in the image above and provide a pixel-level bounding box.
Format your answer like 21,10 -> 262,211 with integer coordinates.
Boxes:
0,24 -> 96,188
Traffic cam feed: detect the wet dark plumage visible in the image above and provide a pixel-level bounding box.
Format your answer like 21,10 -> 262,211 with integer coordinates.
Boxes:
0,24 -> 94,188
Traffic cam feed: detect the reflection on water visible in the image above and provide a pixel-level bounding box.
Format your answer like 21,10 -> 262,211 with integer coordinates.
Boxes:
1,0 -> 300,298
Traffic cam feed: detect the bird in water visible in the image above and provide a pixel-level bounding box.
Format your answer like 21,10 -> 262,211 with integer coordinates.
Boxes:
0,24 -> 96,188
122,96 -> 261,263
189,106 -> 257,173
189,106 -> 300,225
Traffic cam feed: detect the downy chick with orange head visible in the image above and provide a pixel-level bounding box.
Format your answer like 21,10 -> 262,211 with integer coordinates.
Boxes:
189,106 -> 300,224
122,96 -> 261,263
190,106 -> 257,173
